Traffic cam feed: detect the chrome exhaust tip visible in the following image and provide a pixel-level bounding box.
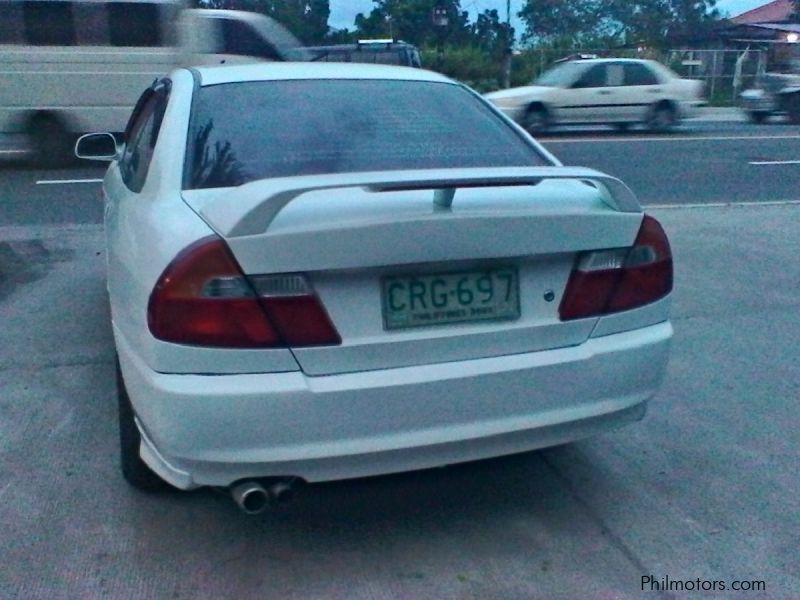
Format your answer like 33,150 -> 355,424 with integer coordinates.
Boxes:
230,481 -> 271,515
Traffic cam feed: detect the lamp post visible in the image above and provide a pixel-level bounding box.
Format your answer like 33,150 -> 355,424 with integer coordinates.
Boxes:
432,5 -> 448,68
502,0 -> 512,88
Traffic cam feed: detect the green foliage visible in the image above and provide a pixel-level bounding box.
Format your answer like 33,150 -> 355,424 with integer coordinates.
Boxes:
355,0 -> 471,47
420,45 -> 505,92
518,0 -> 720,49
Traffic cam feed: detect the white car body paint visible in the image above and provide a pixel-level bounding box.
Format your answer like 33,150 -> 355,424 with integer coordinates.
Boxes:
98,63 -> 673,490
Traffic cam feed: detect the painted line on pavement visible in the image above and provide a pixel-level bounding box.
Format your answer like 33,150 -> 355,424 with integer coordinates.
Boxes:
748,160 -> 800,165
35,178 -> 104,185
544,134 -> 800,144
0,149 -> 28,155
649,199 -> 800,209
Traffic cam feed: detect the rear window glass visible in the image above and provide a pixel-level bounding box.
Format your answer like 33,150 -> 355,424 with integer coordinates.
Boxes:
184,79 -> 547,189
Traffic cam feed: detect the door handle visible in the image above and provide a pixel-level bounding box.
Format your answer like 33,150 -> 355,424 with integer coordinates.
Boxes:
597,90 -> 612,95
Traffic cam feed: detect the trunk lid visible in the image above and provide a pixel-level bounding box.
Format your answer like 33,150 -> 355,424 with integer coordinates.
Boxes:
182,167 -> 643,375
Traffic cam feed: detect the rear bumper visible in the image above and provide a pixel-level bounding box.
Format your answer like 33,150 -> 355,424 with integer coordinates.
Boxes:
118,321 -> 672,489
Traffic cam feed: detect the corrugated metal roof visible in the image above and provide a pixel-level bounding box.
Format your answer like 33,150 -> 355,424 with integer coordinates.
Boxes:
731,0 -> 793,24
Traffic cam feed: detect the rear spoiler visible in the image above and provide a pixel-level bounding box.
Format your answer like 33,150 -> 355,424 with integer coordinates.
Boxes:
190,166 -> 641,238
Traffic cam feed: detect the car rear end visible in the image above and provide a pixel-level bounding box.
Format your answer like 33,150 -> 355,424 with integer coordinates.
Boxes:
118,66 -> 673,489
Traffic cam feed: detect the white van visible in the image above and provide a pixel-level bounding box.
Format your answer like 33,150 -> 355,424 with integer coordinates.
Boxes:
0,1 -> 304,163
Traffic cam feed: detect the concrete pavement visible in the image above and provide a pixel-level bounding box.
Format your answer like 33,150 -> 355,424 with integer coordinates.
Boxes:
0,203 -> 797,597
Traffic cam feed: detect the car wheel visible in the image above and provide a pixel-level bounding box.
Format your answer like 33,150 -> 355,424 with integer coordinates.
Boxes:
784,94 -> 800,124
646,103 -> 676,132
116,358 -> 170,491
29,114 -> 73,167
522,105 -> 549,135
747,111 -> 769,124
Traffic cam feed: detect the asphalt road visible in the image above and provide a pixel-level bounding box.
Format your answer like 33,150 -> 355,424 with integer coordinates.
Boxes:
1,118 -> 798,597
2,119 -> 800,225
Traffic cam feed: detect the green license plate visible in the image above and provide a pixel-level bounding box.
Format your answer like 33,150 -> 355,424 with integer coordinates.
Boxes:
381,267 -> 520,330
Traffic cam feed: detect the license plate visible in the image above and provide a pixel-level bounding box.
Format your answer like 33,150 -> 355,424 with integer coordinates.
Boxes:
382,267 -> 520,330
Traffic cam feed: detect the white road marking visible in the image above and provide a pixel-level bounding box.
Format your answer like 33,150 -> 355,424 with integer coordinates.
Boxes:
544,134 -> 800,144
649,199 -> 800,209
0,149 -> 28,155
35,178 -> 104,185
748,160 -> 800,166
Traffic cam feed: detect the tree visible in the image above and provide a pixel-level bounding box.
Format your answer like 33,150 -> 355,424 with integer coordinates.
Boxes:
194,0 -> 330,44
471,9 -> 514,56
354,0 -> 471,47
518,0 -> 720,48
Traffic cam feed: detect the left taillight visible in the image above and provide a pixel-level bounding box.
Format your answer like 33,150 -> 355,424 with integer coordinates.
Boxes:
147,236 -> 340,348
559,215 -> 672,321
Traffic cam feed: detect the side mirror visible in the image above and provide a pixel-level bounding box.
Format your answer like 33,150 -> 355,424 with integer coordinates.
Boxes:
75,133 -> 120,162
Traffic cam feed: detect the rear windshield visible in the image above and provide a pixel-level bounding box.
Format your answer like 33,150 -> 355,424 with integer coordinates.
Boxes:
184,79 -> 548,189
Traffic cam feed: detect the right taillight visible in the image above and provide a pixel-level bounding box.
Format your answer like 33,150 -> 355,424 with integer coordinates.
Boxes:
559,215 -> 672,321
147,236 -> 340,348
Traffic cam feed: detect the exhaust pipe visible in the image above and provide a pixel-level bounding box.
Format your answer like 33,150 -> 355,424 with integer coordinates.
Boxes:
230,481 -> 271,515
230,478 -> 299,514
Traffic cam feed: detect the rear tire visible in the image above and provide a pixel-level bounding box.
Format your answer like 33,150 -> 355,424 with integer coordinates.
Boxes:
784,94 -> 800,124
117,358 -> 169,491
646,103 -> 677,132
29,114 -> 73,167
522,105 -> 549,135
747,111 -> 769,124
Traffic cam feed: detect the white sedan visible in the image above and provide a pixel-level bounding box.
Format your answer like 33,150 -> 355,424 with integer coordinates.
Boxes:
77,63 -> 673,514
485,58 -> 705,133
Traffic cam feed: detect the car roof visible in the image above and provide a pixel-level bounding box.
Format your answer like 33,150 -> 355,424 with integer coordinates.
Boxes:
192,63 -> 453,87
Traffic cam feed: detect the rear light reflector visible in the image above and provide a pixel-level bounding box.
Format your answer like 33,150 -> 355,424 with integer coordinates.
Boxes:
250,275 -> 341,347
148,237 -> 340,347
559,215 -> 672,320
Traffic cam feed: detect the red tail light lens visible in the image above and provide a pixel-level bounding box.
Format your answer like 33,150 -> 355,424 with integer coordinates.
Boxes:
559,215 -> 672,321
148,237 -> 340,348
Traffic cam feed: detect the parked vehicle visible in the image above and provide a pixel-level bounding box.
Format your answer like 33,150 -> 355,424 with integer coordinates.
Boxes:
76,63 -> 673,513
0,0 -> 303,163
485,57 -> 705,133
739,72 -> 800,123
289,39 -> 422,68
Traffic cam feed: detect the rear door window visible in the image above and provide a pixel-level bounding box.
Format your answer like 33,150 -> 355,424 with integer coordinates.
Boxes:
120,83 -> 170,192
624,63 -> 660,86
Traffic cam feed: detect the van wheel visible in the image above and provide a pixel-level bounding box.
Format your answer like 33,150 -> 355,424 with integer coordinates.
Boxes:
29,115 -> 73,167
116,358 -> 169,491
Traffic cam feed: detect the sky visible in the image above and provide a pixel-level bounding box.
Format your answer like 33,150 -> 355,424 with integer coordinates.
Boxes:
328,0 -> 773,31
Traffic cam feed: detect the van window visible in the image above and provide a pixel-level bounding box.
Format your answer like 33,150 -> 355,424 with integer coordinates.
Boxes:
23,1 -> 76,46
218,19 -> 282,60
0,2 -> 24,44
72,3 -> 110,46
109,2 -> 162,46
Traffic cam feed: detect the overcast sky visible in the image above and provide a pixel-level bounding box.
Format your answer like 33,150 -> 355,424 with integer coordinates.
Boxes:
328,0 -> 771,31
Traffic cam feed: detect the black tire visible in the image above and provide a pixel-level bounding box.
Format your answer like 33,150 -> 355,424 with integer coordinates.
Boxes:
785,95 -> 800,125
522,105 -> 549,135
747,111 -> 769,124
29,114 -> 73,167
116,358 -> 169,491
646,102 -> 677,133
613,122 -> 631,132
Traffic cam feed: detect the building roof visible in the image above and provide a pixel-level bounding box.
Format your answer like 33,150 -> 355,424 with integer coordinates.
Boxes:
731,0 -> 793,24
